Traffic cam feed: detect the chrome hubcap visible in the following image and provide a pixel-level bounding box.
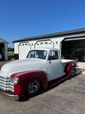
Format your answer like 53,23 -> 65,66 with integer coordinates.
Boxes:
28,80 -> 40,95
71,68 -> 75,76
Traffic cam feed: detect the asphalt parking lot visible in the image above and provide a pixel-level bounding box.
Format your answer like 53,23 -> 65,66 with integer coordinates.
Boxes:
0,73 -> 85,114
0,62 -> 85,114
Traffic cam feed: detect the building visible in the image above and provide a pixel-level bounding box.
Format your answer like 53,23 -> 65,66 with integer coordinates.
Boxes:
0,38 -> 8,60
13,28 -> 85,61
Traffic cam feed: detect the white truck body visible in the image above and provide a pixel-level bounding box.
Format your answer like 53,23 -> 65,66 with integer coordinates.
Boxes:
1,48 -> 74,80
0,48 -> 76,99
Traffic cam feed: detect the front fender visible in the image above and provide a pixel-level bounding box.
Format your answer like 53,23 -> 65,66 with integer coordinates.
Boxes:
11,71 -> 48,96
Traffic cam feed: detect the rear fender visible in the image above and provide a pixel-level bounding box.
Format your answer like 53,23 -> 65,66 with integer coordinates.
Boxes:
65,63 -> 76,77
65,63 -> 72,77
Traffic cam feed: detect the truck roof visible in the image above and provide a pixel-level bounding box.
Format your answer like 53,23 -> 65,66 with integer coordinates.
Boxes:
30,48 -> 59,51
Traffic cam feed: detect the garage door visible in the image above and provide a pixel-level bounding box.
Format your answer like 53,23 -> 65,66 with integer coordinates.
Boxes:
0,43 -> 5,60
19,42 -> 31,60
62,39 -> 85,61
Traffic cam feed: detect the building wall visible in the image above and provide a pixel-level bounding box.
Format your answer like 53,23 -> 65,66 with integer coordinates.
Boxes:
14,42 -> 20,54
14,37 -> 64,60
4,43 -> 8,60
13,30 -> 85,61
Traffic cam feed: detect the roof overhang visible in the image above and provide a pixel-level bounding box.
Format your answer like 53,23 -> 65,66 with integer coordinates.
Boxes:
0,39 -> 8,43
13,28 -> 85,43
64,35 -> 85,42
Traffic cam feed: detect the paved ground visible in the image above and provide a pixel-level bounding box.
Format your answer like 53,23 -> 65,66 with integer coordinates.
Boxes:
0,73 -> 85,114
0,61 -> 85,114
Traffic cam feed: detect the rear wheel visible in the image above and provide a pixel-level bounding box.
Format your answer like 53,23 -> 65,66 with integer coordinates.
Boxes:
70,67 -> 76,77
66,63 -> 76,77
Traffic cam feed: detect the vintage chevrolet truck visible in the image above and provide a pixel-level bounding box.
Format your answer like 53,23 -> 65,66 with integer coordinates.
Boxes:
0,48 -> 76,100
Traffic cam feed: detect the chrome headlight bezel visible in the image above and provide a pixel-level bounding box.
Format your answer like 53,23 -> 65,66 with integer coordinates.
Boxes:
11,77 -> 19,84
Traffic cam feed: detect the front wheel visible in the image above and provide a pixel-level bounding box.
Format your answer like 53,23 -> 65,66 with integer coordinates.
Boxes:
27,80 -> 40,96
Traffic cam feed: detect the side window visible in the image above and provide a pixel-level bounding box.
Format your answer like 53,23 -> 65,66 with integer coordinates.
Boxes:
48,50 -> 58,60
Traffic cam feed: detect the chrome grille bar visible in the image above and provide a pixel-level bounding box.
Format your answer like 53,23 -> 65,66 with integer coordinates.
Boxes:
0,75 -> 14,92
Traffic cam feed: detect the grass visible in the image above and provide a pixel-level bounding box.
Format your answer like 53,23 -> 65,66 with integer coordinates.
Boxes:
8,51 -> 14,60
8,51 -> 14,56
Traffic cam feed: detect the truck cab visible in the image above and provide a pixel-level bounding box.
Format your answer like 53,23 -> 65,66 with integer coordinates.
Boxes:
26,48 -> 65,80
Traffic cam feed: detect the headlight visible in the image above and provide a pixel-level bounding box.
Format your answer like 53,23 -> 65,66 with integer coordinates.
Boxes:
13,77 -> 19,84
11,77 -> 19,84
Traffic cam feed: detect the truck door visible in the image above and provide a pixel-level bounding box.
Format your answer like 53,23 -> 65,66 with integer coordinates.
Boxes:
46,50 -> 64,81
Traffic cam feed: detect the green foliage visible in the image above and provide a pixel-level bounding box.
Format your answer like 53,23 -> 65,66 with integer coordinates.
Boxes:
8,48 -> 14,51
8,51 -> 14,60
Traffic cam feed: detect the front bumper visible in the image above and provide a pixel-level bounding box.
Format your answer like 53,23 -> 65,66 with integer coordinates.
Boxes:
0,91 -> 19,100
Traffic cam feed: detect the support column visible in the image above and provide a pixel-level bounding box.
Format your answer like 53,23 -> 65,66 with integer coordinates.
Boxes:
4,43 -> 8,60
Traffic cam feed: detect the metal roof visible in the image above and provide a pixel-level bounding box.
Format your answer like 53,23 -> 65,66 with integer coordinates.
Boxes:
13,28 -> 85,43
0,38 -> 8,43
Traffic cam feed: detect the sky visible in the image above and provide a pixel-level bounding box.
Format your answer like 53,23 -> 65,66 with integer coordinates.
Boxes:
0,0 -> 85,47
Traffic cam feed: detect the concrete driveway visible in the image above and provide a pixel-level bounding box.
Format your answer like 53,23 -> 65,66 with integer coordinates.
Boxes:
0,73 -> 85,114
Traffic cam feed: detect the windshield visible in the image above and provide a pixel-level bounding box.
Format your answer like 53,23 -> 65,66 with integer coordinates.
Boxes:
27,50 -> 47,60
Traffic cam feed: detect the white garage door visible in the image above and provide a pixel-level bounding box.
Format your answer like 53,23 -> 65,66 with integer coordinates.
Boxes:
35,40 -> 54,48
19,42 -> 31,60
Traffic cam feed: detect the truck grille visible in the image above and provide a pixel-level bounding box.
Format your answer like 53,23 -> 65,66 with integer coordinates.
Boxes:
0,75 -> 14,92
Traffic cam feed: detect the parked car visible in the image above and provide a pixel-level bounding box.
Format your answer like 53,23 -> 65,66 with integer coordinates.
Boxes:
0,48 -> 77,100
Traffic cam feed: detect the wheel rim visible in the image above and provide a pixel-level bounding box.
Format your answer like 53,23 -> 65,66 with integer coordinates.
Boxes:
71,68 -> 75,76
28,80 -> 40,95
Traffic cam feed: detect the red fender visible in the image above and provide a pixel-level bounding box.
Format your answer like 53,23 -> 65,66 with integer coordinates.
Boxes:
11,71 -> 48,96
65,63 -> 73,77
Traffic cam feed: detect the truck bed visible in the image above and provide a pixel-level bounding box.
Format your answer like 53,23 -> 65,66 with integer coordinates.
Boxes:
61,59 -> 75,64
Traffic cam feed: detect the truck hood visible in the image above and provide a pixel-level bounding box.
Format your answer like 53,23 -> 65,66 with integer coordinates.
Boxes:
0,58 -> 46,77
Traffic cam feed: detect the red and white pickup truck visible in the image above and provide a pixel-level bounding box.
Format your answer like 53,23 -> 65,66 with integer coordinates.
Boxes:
0,48 -> 77,100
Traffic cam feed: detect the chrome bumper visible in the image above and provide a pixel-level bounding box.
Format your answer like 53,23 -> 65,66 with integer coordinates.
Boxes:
1,92 -> 19,100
